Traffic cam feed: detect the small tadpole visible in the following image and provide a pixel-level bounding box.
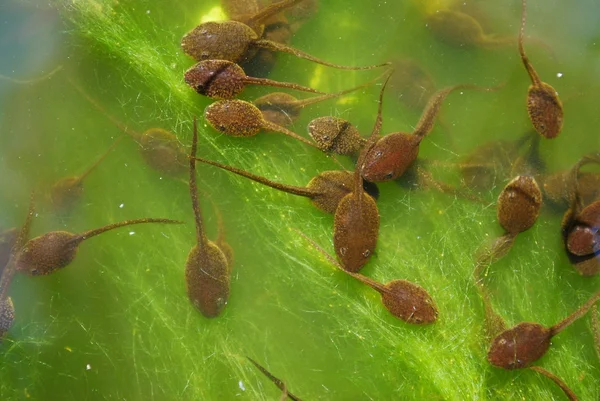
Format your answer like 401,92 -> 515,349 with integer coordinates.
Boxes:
204,98 -> 322,149
297,230 -> 438,324
361,83 -> 501,182
184,59 -> 327,100
181,19 -> 389,70
519,0 -> 563,139
222,0 -> 304,36
246,357 -> 304,401
190,156 -> 378,215
15,218 -> 182,276
560,152 -> 600,276
185,117 -> 232,318
50,134 -> 124,213
307,117 -> 366,155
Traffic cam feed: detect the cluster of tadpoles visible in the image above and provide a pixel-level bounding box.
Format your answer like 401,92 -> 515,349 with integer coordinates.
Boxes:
0,0 -> 598,399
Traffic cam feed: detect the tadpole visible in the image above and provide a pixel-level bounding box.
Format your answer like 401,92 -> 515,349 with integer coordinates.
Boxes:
221,0 -> 304,36
185,118 -> 232,318
50,135 -> 123,212
15,218 -> 182,276
0,194 -> 35,339
190,156 -> 378,214
69,79 -> 188,176
298,230 -> 438,324
332,73 -> 392,272
488,291 -> 600,370
307,116 -> 365,156
388,58 -> 435,111
560,153 -> 600,276
181,19 -> 389,70
247,357 -> 303,401
361,83 -> 499,182
204,99 -> 320,148
184,59 -> 327,100
474,175 -> 542,277
519,0 -> 563,139
255,72 -> 385,128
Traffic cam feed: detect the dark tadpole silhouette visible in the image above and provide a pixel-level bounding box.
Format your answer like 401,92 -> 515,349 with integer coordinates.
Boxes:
247,357 -> 304,401
191,156 -> 378,215
15,218 -> 182,276
298,230 -> 438,324
184,59 -> 327,100
185,117 -> 232,318
519,0 -> 563,139
50,135 -> 124,213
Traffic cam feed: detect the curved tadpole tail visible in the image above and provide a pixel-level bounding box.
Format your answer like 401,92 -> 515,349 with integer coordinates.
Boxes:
518,0 -> 542,86
74,134 -> 125,184
550,291 -> 600,336
189,117 -> 207,248
244,75 -> 327,95
73,218 -> 184,244
254,39 -> 391,71
246,357 -> 304,401
473,234 -> 516,285
0,65 -> 63,85
246,0 -> 304,26
528,366 -> 580,401
261,120 -> 322,149
592,304 -> 600,361
0,192 -> 35,306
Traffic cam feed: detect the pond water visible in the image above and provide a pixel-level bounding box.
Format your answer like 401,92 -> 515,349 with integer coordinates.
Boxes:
0,1 -> 599,400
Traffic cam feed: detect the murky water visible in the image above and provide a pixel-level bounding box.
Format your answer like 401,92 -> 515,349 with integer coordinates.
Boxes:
1,1 -> 599,400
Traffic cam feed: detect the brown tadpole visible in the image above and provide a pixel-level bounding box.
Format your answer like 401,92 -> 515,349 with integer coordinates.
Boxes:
474,175 -> 542,278
297,229 -> 438,324
184,59 -> 326,100
307,116 -> 365,155
204,99 -> 320,148
254,71 -> 387,128
181,19 -> 389,70
361,83 -> 500,182
0,194 -> 35,339
519,0 -> 563,139
69,78 -> 188,176
15,218 -> 182,277
488,291 -> 600,370
50,135 -> 124,212
185,118 -> 231,318
332,72 -> 393,272
247,357 -> 303,401
191,156 -> 378,214
222,0 -> 304,36
560,153 -> 600,276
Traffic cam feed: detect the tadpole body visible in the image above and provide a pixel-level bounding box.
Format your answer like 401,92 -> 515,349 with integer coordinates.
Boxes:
185,118 -> 232,318
15,218 -> 182,276
488,291 -> 600,369
307,116 -> 365,155
181,20 -> 388,70
50,135 -> 123,212
204,99 -> 321,148
191,156 -> 378,214
519,0 -> 563,139
184,59 -> 326,100
361,83 -> 498,182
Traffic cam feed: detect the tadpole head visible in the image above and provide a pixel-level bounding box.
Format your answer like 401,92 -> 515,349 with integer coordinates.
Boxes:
204,100 -> 264,137
181,21 -> 257,63
382,280 -> 438,325
185,243 -> 230,318
527,83 -> 564,139
426,9 -> 485,47
497,175 -> 542,235
561,200 -> 600,276
184,60 -> 246,100
15,231 -> 80,276
139,128 -> 188,176
361,133 -> 421,182
307,117 -> 363,155
254,92 -> 300,127
487,322 -> 551,370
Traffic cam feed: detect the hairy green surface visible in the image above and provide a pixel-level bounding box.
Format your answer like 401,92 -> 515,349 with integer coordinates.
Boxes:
0,0 -> 599,400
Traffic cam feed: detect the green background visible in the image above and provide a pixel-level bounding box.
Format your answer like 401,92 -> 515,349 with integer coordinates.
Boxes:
0,0 -> 599,399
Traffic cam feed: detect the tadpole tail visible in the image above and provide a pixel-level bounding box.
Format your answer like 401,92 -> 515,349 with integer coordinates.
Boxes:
592,304 -> 600,361
518,0 -> 542,86
550,291 -> 600,336
0,65 -> 63,85
246,357 -> 304,401
473,234 -> 516,286
528,366 -> 580,401
189,117 -> 208,247
191,156 -> 316,198
74,218 -> 184,243
346,271 -> 387,294
254,39 -> 391,71
76,134 -> 125,183
262,121 -> 321,149
292,228 -> 343,271
566,151 -> 600,210
246,0 -> 305,27
243,76 -> 326,95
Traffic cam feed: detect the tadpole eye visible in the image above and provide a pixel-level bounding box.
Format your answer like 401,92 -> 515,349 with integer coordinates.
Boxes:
384,172 -> 393,180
